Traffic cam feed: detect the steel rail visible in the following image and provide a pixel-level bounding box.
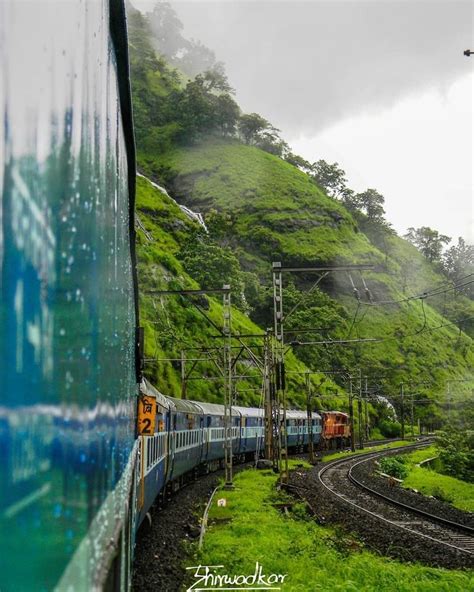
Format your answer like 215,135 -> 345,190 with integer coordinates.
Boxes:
317,442 -> 474,557
348,456 -> 474,536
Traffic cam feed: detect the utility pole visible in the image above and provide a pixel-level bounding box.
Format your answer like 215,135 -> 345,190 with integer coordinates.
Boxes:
222,285 -> 234,489
263,330 -> 274,462
181,349 -> 187,399
410,393 -> 415,438
348,376 -> 355,452
306,371 -> 315,463
273,263 -> 288,483
358,398 -> 363,449
364,375 -> 370,441
271,262 -> 376,479
400,382 -> 405,439
358,369 -> 363,449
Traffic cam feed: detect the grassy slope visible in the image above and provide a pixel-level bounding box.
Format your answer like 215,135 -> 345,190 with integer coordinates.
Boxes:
128,0 -> 474,423
135,174 -> 345,408
140,140 -> 382,267
138,139 -> 474,410
400,447 -> 474,512
193,464 -> 473,591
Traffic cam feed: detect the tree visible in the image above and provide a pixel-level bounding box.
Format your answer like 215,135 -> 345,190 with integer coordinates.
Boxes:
310,160 -> 347,198
284,152 -> 312,173
147,1 -> 188,61
443,237 -> 474,299
404,226 -> 451,263
256,131 -> 288,157
180,39 -> 217,77
194,64 -> 235,95
237,113 -> 287,156
355,188 -> 386,223
180,232 -> 247,310
172,68 -> 239,143
339,188 -> 359,213
442,237 -> 474,285
214,94 -> 240,136
238,113 -> 274,144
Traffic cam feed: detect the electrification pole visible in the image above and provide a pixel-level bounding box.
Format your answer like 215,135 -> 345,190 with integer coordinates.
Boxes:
400,382 -> 405,439
306,371 -> 315,463
222,285 -> 234,488
349,376 -> 355,451
263,329 -> 274,462
273,262 -> 288,483
358,369 -> 363,449
181,349 -> 187,399
364,375 -> 370,440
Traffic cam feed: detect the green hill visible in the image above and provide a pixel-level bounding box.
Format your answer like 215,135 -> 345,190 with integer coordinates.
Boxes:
135,173 -> 346,410
128,2 -> 474,431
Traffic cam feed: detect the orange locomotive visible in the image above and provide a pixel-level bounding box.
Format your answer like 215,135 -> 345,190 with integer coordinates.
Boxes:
321,411 -> 351,449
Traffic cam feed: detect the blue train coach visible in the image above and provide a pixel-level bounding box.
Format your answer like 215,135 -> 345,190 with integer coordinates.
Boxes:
0,1 -> 140,590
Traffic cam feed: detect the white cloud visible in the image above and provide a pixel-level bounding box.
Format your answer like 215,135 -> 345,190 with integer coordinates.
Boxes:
290,73 -> 473,243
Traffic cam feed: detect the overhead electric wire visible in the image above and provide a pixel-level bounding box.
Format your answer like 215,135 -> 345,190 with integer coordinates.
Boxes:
358,275 -> 474,307
290,312 -> 474,348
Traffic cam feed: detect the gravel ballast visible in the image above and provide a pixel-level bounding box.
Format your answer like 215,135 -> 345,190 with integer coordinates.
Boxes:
288,453 -> 473,570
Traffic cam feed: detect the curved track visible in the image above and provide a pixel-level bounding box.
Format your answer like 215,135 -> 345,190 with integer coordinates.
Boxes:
318,443 -> 474,561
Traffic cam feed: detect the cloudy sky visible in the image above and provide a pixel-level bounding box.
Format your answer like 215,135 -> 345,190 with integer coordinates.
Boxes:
134,0 -> 473,243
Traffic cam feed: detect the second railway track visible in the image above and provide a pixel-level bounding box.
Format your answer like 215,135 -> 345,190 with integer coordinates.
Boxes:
319,443 -> 474,559
289,441 -> 474,569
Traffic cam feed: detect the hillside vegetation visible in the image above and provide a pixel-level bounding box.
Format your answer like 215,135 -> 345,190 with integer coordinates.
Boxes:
129,1 -> 474,430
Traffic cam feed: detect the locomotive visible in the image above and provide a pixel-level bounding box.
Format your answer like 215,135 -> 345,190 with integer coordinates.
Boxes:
0,1 -> 350,590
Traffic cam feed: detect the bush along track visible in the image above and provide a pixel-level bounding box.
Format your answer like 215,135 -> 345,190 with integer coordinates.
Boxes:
289,445 -> 474,570
382,445 -> 474,513
192,462 -> 473,592
350,454 -> 474,530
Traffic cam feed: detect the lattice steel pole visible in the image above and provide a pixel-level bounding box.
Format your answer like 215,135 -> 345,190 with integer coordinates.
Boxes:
263,330 -> 273,461
273,262 -> 288,483
306,371 -> 315,463
223,285 -> 233,488
348,376 -> 356,452
358,368 -> 364,450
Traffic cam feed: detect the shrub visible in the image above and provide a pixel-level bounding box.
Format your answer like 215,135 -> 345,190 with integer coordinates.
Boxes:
379,456 -> 408,479
379,420 -> 402,438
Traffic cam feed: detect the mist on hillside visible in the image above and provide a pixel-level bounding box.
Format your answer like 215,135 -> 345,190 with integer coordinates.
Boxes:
134,0 -> 473,136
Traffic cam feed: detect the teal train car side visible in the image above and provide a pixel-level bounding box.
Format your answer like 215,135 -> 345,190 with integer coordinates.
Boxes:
0,1 -> 140,590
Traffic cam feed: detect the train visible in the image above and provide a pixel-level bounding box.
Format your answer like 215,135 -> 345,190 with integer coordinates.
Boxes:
0,2 -> 350,590
135,379 -> 351,530
136,379 -> 329,526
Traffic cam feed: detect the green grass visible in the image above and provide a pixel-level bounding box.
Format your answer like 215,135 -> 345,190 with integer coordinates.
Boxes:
324,440 -> 412,462
135,173 -> 347,408
399,446 -> 474,512
138,137 -> 474,418
129,12 -> 474,434
143,139 -> 382,266
193,463 -> 473,591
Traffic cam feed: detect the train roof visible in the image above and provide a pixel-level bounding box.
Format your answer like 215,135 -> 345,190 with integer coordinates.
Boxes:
233,406 -> 264,418
140,379 -> 171,409
167,396 -> 202,414
286,409 -> 306,419
191,400 -> 239,417
285,409 -> 322,420
322,410 -> 349,417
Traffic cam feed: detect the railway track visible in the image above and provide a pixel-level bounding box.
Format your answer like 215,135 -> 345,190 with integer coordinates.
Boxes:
317,442 -> 474,562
